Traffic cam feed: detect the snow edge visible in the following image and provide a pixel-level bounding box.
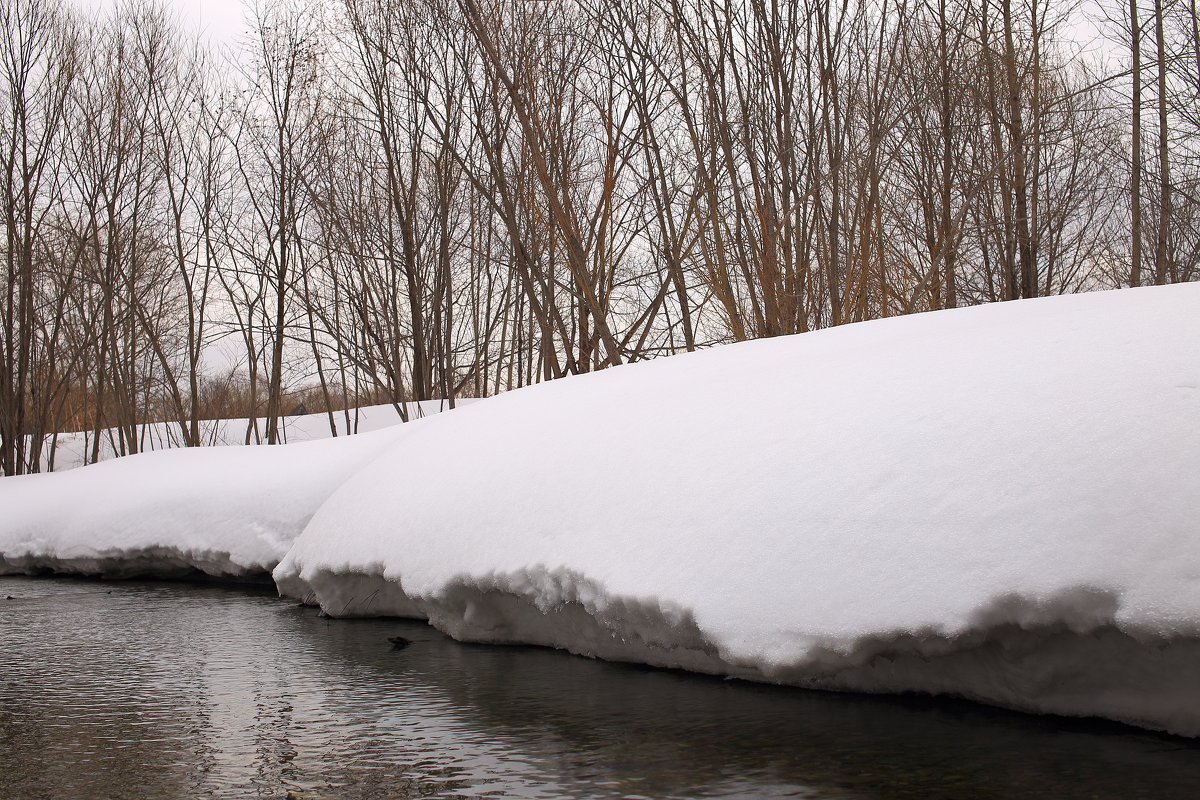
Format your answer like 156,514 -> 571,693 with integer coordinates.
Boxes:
275,564 -> 1200,739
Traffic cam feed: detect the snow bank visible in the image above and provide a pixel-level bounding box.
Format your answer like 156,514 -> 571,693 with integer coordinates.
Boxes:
276,284 -> 1200,736
0,400 -> 475,573
26,399 -> 474,473
0,425 -> 413,579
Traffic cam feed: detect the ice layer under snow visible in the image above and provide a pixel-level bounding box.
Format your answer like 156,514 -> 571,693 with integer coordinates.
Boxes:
2,284 -> 1199,735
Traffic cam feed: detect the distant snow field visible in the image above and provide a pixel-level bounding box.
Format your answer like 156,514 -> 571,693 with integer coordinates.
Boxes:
32,399 -> 471,472
3,284 -> 1199,736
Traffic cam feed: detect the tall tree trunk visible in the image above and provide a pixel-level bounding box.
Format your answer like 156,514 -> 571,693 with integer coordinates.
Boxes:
1153,0 -> 1172,284
1001,0 -> 1036,299
1131,0 -> 1144,287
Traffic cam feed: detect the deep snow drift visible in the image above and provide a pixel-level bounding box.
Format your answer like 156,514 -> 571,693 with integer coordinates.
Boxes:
0,425 -> 415,579
275,284 -> 1200,736
0,401 -> 475,574
2,285 -> 1198,736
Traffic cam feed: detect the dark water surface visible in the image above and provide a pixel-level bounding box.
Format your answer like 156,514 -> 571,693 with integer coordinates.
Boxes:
1,576 -> 1198,800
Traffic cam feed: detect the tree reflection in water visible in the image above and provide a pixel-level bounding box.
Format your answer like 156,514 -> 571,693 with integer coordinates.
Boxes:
1,576 -> 1197,800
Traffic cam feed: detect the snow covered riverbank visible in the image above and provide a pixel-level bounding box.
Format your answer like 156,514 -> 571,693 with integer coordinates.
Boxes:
0,401 -> 473,576
0,426 -> 421,578
4,284 -> 1200,736
24,399 -> 472,473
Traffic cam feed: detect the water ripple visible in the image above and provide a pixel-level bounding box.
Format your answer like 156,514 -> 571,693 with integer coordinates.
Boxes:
2,576 -> 1199,800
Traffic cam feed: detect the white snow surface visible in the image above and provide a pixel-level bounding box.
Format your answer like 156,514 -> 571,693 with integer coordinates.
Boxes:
25,399 -> 473,473
0,401 -> 472,574
0,425 -> 414,578
3,284 -> 1199,735
275,284 -> 1200,736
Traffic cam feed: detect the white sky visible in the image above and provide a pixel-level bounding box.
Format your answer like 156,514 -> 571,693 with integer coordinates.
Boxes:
73,0 -> 1117,58
71,0 -> 1120,67
71,0 -> 249,47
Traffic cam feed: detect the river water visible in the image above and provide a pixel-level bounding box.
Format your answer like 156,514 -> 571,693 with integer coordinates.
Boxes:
1,575 -> 1198,800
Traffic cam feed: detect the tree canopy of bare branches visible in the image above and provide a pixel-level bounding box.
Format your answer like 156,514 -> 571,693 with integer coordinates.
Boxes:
1,0 -> 1197,474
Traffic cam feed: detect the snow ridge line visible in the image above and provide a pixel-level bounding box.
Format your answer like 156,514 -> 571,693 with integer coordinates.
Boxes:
276,565 -> 1200,738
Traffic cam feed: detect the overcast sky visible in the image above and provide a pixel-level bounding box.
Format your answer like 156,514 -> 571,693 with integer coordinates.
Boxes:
72,0 -> 248,46
71,0 -> 1118,66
